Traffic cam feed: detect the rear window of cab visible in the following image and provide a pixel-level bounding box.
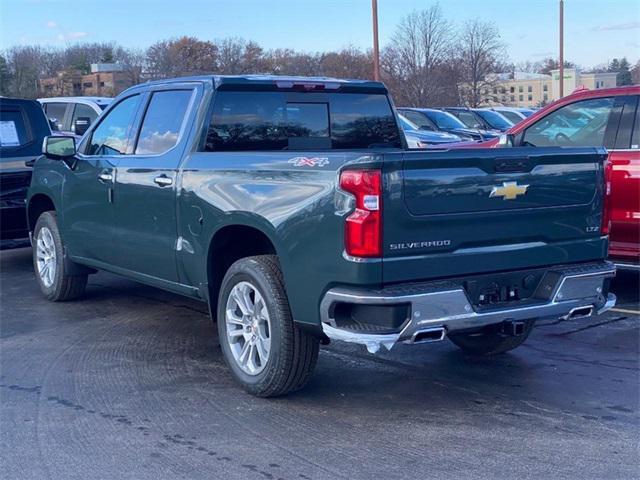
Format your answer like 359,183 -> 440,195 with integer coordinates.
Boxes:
203,91 -> 401,151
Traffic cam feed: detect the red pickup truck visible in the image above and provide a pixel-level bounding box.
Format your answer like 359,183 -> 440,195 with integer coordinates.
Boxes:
464,86 -> 640,270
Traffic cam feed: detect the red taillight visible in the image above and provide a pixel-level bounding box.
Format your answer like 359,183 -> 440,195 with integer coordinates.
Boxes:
340,170 -> 382,257
601,160 -> 613,235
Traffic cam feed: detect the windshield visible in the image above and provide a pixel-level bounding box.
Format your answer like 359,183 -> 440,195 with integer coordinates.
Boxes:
398,114 -> 418,131
425,110 -> 466,129
475,110 -> 513,129
496,110 -> 524,124
520,109 -> 535,117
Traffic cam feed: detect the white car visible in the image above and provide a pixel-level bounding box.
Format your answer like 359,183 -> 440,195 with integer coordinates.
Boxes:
38,97 -> 112,137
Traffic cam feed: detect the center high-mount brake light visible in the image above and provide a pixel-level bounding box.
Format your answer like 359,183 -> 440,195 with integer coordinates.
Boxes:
340,170 -> 382,257
275,81 -> 341,91
601,160 -> 613,235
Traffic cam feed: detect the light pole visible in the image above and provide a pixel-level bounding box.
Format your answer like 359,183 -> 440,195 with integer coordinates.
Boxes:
559,0 -> 564,98
372,0 -> 381,81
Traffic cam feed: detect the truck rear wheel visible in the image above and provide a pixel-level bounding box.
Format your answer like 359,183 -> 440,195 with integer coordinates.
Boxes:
217,255 -> 319,397
33,211 -> 87,302
448,320 -> 535,356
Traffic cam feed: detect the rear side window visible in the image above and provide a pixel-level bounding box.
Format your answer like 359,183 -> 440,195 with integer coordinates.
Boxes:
87,95 -> 141,155
632,97 -> 640,150
135,90 -> 193,155
44,103 -> 67,131
614,96 -> 638,150
204,91 -> 400,151
71,103 -> 98,125
0,109 -> 29,147
522,97 -> 614,147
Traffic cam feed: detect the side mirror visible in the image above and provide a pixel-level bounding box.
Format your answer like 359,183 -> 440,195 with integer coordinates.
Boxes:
73,116 -> 91,136
43,136 -> 76,160
497,133 -> 515,148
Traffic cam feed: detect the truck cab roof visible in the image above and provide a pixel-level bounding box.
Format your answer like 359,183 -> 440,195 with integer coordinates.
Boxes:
126,74 -> 388,94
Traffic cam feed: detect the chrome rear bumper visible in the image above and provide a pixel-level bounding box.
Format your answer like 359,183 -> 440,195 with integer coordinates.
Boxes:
320,262 -> 616,353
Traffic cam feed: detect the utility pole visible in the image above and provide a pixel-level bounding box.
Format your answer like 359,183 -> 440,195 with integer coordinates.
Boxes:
559,0 -> 564,98
372,0 -> 381,81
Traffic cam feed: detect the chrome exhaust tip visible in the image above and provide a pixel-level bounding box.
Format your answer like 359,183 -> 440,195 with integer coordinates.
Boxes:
410,327 -> 446,344
562,305 -> 594,321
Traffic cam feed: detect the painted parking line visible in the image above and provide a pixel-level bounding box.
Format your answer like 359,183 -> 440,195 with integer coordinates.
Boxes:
610,307 -> 640,316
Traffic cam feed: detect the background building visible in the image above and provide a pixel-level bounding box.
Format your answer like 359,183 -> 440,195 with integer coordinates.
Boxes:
39,63 -> 135,98
480,68 -> 618,107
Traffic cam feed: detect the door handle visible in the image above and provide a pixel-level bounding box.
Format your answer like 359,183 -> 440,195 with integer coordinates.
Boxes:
154,175 -> 173,187
98,171 -> 113,182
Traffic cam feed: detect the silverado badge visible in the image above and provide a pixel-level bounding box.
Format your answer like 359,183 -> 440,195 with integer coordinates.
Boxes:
489,181 -> 529,200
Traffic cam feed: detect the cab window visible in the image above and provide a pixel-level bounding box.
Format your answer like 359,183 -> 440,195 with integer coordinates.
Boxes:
204,91 -> 400,151
522,97 -> 614,147
71,103 -> 98,126
44,102 -> 67,131
86,95 -> 141,155
632,97 -> 640,149
134,90 -> 193,155
0,108 -> 30,147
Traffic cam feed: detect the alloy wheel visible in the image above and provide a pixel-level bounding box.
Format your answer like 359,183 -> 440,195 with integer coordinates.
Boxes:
225,281 -> 272,375
36,227 -> 57,288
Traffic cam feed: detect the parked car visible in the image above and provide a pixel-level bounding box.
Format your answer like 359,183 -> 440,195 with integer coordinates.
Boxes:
443,107 -> 514,132
485,106 -> 535,124
398,107 -> 498,141
0,97 -> 51,248
398,113 -> 462,147
28,75 -> 615,396
38,97 -> 112,138
462,86 -> 640,270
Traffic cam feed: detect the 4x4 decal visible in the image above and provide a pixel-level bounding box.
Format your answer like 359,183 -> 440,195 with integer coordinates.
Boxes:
288,157 -> 330,167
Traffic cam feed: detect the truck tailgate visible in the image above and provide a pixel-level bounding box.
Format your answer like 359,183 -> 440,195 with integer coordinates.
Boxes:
382,147 -> 609,283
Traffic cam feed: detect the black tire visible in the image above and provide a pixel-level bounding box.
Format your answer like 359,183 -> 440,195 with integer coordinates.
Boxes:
33,211 -> 87,302
217,255 -> 319,397
448,320 -> 535,356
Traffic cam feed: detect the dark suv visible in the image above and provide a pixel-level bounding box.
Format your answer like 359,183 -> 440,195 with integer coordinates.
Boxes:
0,98 -> 51,248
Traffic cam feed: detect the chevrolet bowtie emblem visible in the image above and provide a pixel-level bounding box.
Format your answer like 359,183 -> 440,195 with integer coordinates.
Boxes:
489,181 -> 529,200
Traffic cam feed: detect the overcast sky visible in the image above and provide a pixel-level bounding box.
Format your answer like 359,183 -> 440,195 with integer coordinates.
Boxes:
1,0 -> 638,68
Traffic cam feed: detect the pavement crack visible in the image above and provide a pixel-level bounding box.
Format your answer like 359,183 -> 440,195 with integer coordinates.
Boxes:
546,316 -> 629,336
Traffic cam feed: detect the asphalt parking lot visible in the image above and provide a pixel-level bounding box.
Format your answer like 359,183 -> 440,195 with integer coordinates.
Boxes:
1,247 -> 638,480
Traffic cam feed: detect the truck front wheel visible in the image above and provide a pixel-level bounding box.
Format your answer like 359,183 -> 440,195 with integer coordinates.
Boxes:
447,320 -> 535,356
217,255 -> 319,397
33,211 -> 87,301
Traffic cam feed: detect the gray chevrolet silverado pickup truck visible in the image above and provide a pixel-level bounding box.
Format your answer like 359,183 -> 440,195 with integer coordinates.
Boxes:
28,75 -> 616,396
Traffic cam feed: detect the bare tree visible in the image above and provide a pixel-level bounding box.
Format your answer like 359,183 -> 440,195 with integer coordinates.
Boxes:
266,49 -> 319,76
215,38 -> 270,74
318,47 -> 372,79
5,46 -> 46,98
146,37 -> 217,78
457,19 -> 506,107
381,5 -> 453,106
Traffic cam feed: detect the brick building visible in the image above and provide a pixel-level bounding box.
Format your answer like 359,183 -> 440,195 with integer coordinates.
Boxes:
39,63 -> 136,98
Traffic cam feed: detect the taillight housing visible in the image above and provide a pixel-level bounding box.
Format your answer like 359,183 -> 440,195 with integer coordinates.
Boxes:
340,170 -> 382,257
601,160 -> 613,235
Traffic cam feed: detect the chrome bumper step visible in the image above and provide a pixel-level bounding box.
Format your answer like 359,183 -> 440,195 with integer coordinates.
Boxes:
320,262 -> 616,353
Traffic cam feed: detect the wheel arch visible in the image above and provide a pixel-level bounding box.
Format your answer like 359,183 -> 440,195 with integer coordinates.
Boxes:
206,222 -> 280,320
27,193 -> 57,233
